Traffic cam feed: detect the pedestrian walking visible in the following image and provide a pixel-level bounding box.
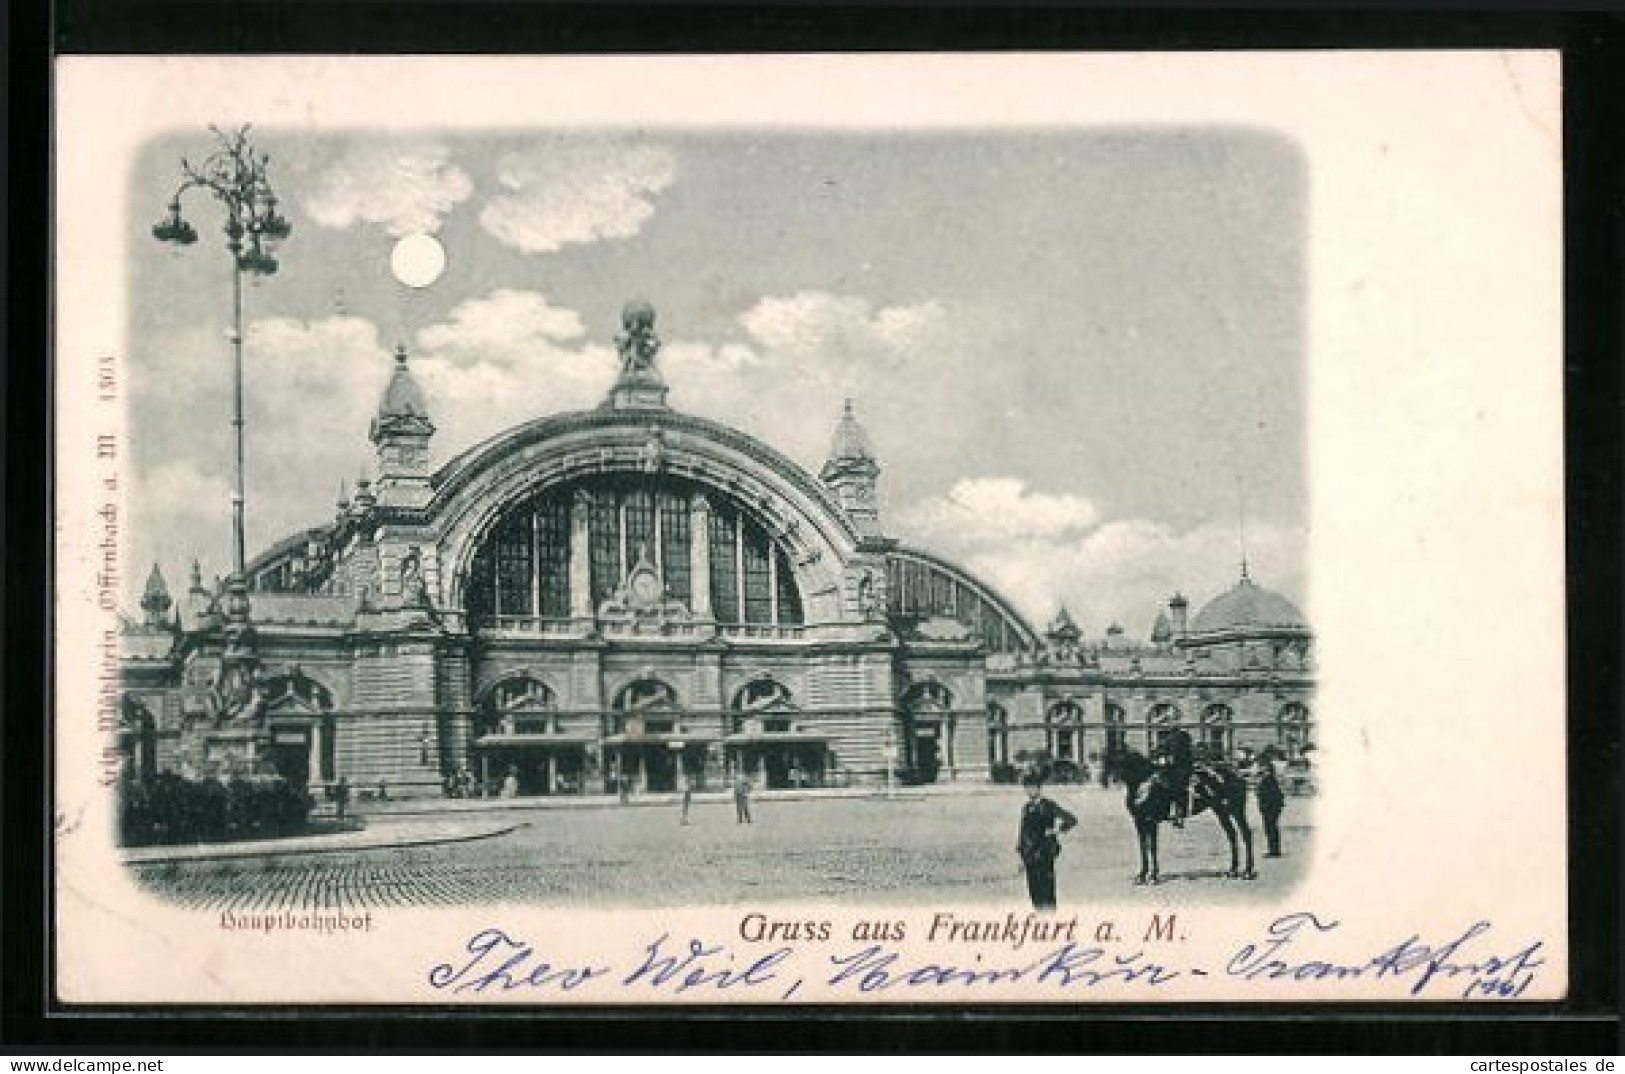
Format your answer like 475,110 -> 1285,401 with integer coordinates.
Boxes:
733,773 -> 753,824
679,772 -> 694,825
1257,758 -> 1286,858
1016,770 -> 1076,912
332,776 -> 351,822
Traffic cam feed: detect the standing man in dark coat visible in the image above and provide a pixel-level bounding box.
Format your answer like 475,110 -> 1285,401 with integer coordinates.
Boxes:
733,772 -> 753,825
1017,770 -> 1077,911
1256,759 -> 1286,858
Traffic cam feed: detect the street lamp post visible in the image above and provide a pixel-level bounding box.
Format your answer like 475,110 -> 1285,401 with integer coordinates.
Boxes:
883,729 -> 897,800
152,125 -> 291,626
153,126 -> 290,724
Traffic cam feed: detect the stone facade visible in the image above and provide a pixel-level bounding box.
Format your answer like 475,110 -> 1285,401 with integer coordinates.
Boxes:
120,302 -> 1315,799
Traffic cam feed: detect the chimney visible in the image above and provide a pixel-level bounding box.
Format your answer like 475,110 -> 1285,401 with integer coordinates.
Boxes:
1168,592 -> 1189,636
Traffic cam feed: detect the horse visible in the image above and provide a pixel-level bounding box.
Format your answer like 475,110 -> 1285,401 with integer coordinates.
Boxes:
1118,748 -> 1256,885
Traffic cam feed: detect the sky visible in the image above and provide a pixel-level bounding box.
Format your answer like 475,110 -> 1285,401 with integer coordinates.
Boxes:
126,127 -> 1307,637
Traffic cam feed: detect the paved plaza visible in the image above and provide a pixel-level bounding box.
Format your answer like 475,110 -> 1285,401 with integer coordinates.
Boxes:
131,786 -> 1312,911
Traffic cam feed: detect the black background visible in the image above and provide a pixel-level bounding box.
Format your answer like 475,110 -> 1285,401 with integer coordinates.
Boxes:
6,0 -> 1621,1054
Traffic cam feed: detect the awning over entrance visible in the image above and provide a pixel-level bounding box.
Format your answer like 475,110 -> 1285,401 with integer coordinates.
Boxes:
601,732 -> 720,747
474,733 -> 596,748
722,732 -> 832,746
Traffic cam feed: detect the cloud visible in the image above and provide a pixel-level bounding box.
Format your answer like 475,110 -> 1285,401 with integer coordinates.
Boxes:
133,457 -> 233,545
412,289 -> 618,450
899,478 -> 1100,543
479,141 -> 676,254
127,314 -> 394,601
897,497 -> 1307,638
302,140 -> 472,236
416,289 -> 589,367
738,292 -> 947,371
647,291 -> 962,468
661,340 -> 762,377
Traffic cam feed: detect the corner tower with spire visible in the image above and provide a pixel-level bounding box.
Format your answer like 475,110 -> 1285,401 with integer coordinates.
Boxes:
371,344 -> 436,509
820,399 -> 882,536
140,564 -> 173,628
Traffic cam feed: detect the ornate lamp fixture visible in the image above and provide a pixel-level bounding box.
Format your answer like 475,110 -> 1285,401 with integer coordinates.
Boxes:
152,125 -> 292,621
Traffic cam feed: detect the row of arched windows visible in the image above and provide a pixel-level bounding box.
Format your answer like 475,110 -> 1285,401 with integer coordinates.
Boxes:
476,672 -> 964,739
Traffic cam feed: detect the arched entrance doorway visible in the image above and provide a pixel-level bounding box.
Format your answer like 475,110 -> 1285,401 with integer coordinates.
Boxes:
724,678 -> 827,789
603,678 -> 711,794
899,681 -> 953,785
259,670 -> 335,788
473,675 -> 591,796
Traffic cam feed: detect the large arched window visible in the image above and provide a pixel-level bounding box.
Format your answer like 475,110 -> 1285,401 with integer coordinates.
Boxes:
1047,700 -> 1084,763
730,678 -> 795,734
479,675 -> 557,737
887,555 -> 1032,654
611,678 -> 679,735
467,476 -> 804,628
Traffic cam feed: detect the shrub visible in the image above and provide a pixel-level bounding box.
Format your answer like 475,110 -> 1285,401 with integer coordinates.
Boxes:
118,773 -> 312,847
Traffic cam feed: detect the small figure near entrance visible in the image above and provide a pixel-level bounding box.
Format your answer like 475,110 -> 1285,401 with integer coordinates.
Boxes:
500,766 -> 519,799
1256,757 -> 1286,858
1016,770 -> 1077,912
679,773 -> 694,825
330,776 -> 351,822
733,773 -> 753,825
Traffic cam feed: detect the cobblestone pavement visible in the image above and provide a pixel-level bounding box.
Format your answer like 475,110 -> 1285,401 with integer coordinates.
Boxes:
131,786 -> 1313,911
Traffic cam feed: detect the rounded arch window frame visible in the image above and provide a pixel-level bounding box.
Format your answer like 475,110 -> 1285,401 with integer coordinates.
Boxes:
476,673 -> 560,737
1200,702 -> 1235,759
434,421 -> 855,625
457,471 -> 817,630
1046,698 -> 1085,764
1278,701 -> 1312,758
899,680 -> 954,713
1146,701 -> 1184,754
729,676 -> 797,735
610,676 -> 681,736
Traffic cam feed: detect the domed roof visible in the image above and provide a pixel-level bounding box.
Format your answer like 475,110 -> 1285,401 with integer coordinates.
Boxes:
1190,572 -> 1308,634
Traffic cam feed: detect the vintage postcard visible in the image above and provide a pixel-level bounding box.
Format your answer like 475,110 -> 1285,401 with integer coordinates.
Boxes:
53,52 -> 1564,1004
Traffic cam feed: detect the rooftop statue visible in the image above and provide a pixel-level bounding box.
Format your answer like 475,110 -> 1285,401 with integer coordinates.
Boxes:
616,299 -> 662,377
